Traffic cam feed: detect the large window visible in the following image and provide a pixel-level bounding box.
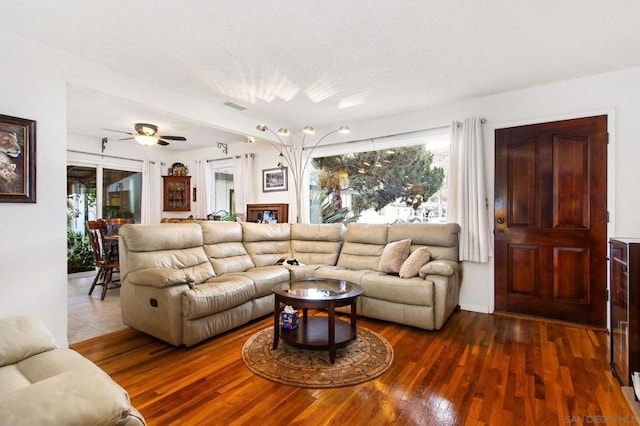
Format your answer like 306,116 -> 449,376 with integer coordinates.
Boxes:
309,129 -> 450,224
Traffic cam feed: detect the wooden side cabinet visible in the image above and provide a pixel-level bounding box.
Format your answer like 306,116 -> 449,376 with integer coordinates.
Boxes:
610,237 -> 640,386
246,203 -> 289,223
163,176 -> 191,211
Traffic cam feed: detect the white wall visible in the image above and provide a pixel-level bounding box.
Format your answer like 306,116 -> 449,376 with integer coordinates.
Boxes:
0,33 -> 68,345
2,28 -> 639,345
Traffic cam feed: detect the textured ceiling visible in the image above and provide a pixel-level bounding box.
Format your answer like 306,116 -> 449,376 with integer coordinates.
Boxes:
2,1 -> 640,151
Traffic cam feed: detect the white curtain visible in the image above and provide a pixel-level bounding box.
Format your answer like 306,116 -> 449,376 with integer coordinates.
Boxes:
448,117 -> 492,262
141,160 -> 162,224
193,160 -> 210,219
233,154 -> 255,219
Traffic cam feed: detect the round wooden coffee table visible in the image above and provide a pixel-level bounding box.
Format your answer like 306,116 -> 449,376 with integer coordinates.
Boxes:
272,278 -> 363,364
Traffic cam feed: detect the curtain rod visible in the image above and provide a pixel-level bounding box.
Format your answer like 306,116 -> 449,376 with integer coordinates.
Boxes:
306,124 -> 452,150
206,156 -> 233,163
455,117 -> 487,128
207,153 -> 254,162
67,149 -> 144,162
310,118 -> 486,149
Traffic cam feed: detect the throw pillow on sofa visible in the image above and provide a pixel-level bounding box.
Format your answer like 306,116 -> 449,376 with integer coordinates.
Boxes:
399,246 -> 431,278
378,239 -> 411,274
0,316 -> 56,366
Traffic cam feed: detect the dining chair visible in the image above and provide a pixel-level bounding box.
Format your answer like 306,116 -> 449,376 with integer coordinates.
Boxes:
103,217 -> 134,236
85,219 -> 120,300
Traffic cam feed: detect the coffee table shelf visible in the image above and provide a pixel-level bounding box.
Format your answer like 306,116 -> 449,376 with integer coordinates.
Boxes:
280,316 -> 354,349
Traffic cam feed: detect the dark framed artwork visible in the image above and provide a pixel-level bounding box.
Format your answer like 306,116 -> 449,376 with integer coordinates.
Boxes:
262,167 -> 288,192
0,114 -> 36,203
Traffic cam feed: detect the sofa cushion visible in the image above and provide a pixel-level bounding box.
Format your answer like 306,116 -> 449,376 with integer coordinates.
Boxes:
182,277 -> 256,320
360,273 -> 434,306
388,223 -> 460,261
120,223 -> 203,252
399,246 -> 431,278
291,223 -> 344,265
378,238 -> 411,273
226,266 -> 291,298
419,259 -> 459,277
16,348 -> 110,384
201,222 -> 255,274
241,222 -> 292,267
205,241 -> 255,274
337,223 -> 388,270
0,317 -> 56,367
313,266 -> 373,284
0,370 -> 131,426
0,365 -> 31,395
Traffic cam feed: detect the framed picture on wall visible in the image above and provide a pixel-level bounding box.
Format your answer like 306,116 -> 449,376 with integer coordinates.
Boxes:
262,167 -> 288,192
0,114 -> 36,203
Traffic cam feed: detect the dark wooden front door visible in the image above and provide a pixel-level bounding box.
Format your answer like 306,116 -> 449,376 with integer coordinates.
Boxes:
494,116 -> 608,326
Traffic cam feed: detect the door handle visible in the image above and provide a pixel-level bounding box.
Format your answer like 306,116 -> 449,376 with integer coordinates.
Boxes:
496,217 -> 505,224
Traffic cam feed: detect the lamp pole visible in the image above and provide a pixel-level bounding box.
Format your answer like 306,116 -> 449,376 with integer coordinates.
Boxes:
256,124 -> 350,223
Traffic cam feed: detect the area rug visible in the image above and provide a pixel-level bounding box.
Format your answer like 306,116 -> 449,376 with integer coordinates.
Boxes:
241,326 -> 393,388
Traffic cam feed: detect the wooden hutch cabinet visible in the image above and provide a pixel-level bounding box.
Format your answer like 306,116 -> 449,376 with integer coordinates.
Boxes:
162,176 -> 191,211
246,203 -> 289,223
610,237 -> 640,386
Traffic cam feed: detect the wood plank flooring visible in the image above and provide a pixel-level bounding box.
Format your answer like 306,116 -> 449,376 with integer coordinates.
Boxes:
70,311 -> 635,425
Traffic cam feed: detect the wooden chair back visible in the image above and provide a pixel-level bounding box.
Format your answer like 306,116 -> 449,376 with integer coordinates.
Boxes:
103,217 -> 134,236
86,219 -> 110,264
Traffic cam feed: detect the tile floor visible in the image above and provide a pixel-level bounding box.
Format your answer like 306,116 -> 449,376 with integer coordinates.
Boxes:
67,271 -> 127,344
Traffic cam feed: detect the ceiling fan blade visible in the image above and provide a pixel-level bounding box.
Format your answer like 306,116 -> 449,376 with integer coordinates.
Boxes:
158,135 -> 186,141
104,128 -> 133,135
157,140 -> 170,146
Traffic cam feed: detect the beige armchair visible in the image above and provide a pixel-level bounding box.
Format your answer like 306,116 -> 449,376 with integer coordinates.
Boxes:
0,316 -> 145,425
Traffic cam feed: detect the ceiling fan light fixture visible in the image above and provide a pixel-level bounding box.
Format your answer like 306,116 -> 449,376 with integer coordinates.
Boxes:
338,126 -> 351,134
303,126 -> 315,135
277,128 -> 290,136
135,134 -> 158,146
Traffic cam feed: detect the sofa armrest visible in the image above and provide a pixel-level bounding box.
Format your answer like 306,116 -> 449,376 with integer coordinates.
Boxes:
0,370 -> 135,426
419,260 -> 459,278
127,268 -> 196,289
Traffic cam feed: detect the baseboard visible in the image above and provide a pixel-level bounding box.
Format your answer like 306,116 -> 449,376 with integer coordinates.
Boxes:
459,303 -> 490,314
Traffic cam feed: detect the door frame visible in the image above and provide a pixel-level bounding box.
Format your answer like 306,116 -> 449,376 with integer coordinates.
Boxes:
489,108 -> 616,322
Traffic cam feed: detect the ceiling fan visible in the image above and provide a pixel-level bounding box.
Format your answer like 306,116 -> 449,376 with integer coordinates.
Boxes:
104,123 -> 187,146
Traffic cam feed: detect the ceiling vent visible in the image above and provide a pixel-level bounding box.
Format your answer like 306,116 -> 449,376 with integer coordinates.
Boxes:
224,101 -> 247,111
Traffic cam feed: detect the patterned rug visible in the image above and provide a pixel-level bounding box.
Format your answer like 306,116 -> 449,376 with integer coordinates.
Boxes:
241,326 -> 393,388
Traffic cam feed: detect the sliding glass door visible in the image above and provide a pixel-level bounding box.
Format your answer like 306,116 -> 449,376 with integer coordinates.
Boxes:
102,168 -> 142,222
67,162 -> 142,273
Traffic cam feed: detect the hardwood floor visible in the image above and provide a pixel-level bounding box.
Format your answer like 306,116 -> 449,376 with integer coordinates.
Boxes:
70,310 -> 634,425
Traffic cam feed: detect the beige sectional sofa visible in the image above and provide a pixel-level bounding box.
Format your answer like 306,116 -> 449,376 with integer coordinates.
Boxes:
118,221 -> 461,347
0,316 -> 145,425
